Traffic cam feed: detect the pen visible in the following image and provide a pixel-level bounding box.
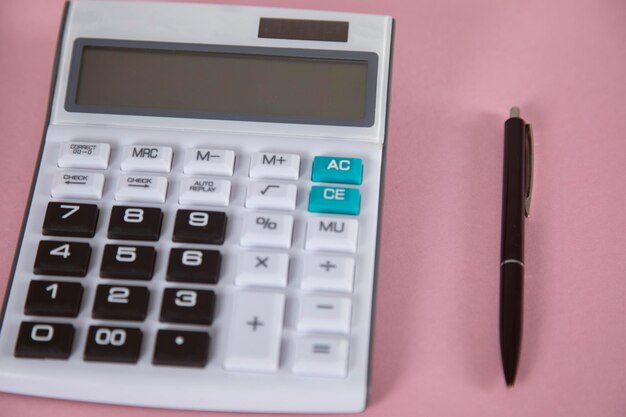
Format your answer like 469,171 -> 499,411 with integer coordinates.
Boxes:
499,107 -> 533,388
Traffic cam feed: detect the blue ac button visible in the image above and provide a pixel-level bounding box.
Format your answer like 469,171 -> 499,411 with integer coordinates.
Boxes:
311,156 -> 363,185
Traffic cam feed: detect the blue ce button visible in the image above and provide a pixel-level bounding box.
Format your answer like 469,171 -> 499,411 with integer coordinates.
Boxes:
308,186 -> 361,215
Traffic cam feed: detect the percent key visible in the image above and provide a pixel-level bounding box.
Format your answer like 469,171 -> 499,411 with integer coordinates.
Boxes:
241,213 -> 294,249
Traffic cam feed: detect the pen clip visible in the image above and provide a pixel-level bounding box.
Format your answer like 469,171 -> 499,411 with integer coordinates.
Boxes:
525,123 -> 534,217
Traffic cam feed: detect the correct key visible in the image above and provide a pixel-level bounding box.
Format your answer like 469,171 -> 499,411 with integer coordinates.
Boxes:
34,241 -> 91,277
100,244 -> 156,280
15,322 -> 74,359
84,326 -> 142,363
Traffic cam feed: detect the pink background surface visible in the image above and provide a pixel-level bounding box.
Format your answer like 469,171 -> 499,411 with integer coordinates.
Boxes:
2,0 -> 626,415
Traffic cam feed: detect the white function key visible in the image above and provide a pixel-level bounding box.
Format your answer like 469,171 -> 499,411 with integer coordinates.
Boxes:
236,251 -> 289,288
302,255 -> 356,293
57,142 -> 110,169
240,213 -> 294,249
51,171 -> 105,200
292,337 -> 350,378
184,148 -> 235,176
224,292 -> 285,372
115,174 -> 168,203
249,152 -> 300,180
297,296 -> 352,334
121,145 -> 173,173
305,216 -> 359,253
245,182 -> 297,211
179,178 -> 231,207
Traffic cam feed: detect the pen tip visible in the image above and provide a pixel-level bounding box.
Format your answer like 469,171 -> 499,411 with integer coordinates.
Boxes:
510,107 -> 521,118
507,383 -> 515,389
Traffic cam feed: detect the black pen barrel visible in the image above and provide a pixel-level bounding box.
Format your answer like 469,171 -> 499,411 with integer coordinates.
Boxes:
501,117 -> 527,263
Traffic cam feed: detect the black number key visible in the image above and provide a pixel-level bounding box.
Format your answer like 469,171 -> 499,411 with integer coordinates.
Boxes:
167,248 -> 221,284
92,285 -> 149,321
24,280 -> 83,317
84,326 -> 142,363
42,202 -> 99,237
100,244 -> 156,280
108,206 -> 162,241
160,288 -> 215,325
172,210 -> 227,244
153,329 -> 210,367
34,241 -> 91,277
15,322 -> 74,359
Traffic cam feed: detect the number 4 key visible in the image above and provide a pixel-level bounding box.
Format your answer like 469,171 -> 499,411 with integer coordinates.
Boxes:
34,241 -> 91,277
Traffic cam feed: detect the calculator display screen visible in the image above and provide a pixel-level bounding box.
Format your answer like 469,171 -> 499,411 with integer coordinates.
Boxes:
67,41 -> 377,126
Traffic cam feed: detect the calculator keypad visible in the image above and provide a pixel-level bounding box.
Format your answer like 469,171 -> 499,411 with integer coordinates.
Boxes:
15,142 -> 370,381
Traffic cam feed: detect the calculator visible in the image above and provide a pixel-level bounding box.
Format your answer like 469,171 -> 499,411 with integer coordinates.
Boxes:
0,1 -> 393,413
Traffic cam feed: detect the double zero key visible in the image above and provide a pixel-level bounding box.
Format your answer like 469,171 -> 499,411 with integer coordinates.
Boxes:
84,326 -> 142,363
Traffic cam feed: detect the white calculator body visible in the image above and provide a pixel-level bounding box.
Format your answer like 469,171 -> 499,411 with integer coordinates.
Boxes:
0,1 -> 393,413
